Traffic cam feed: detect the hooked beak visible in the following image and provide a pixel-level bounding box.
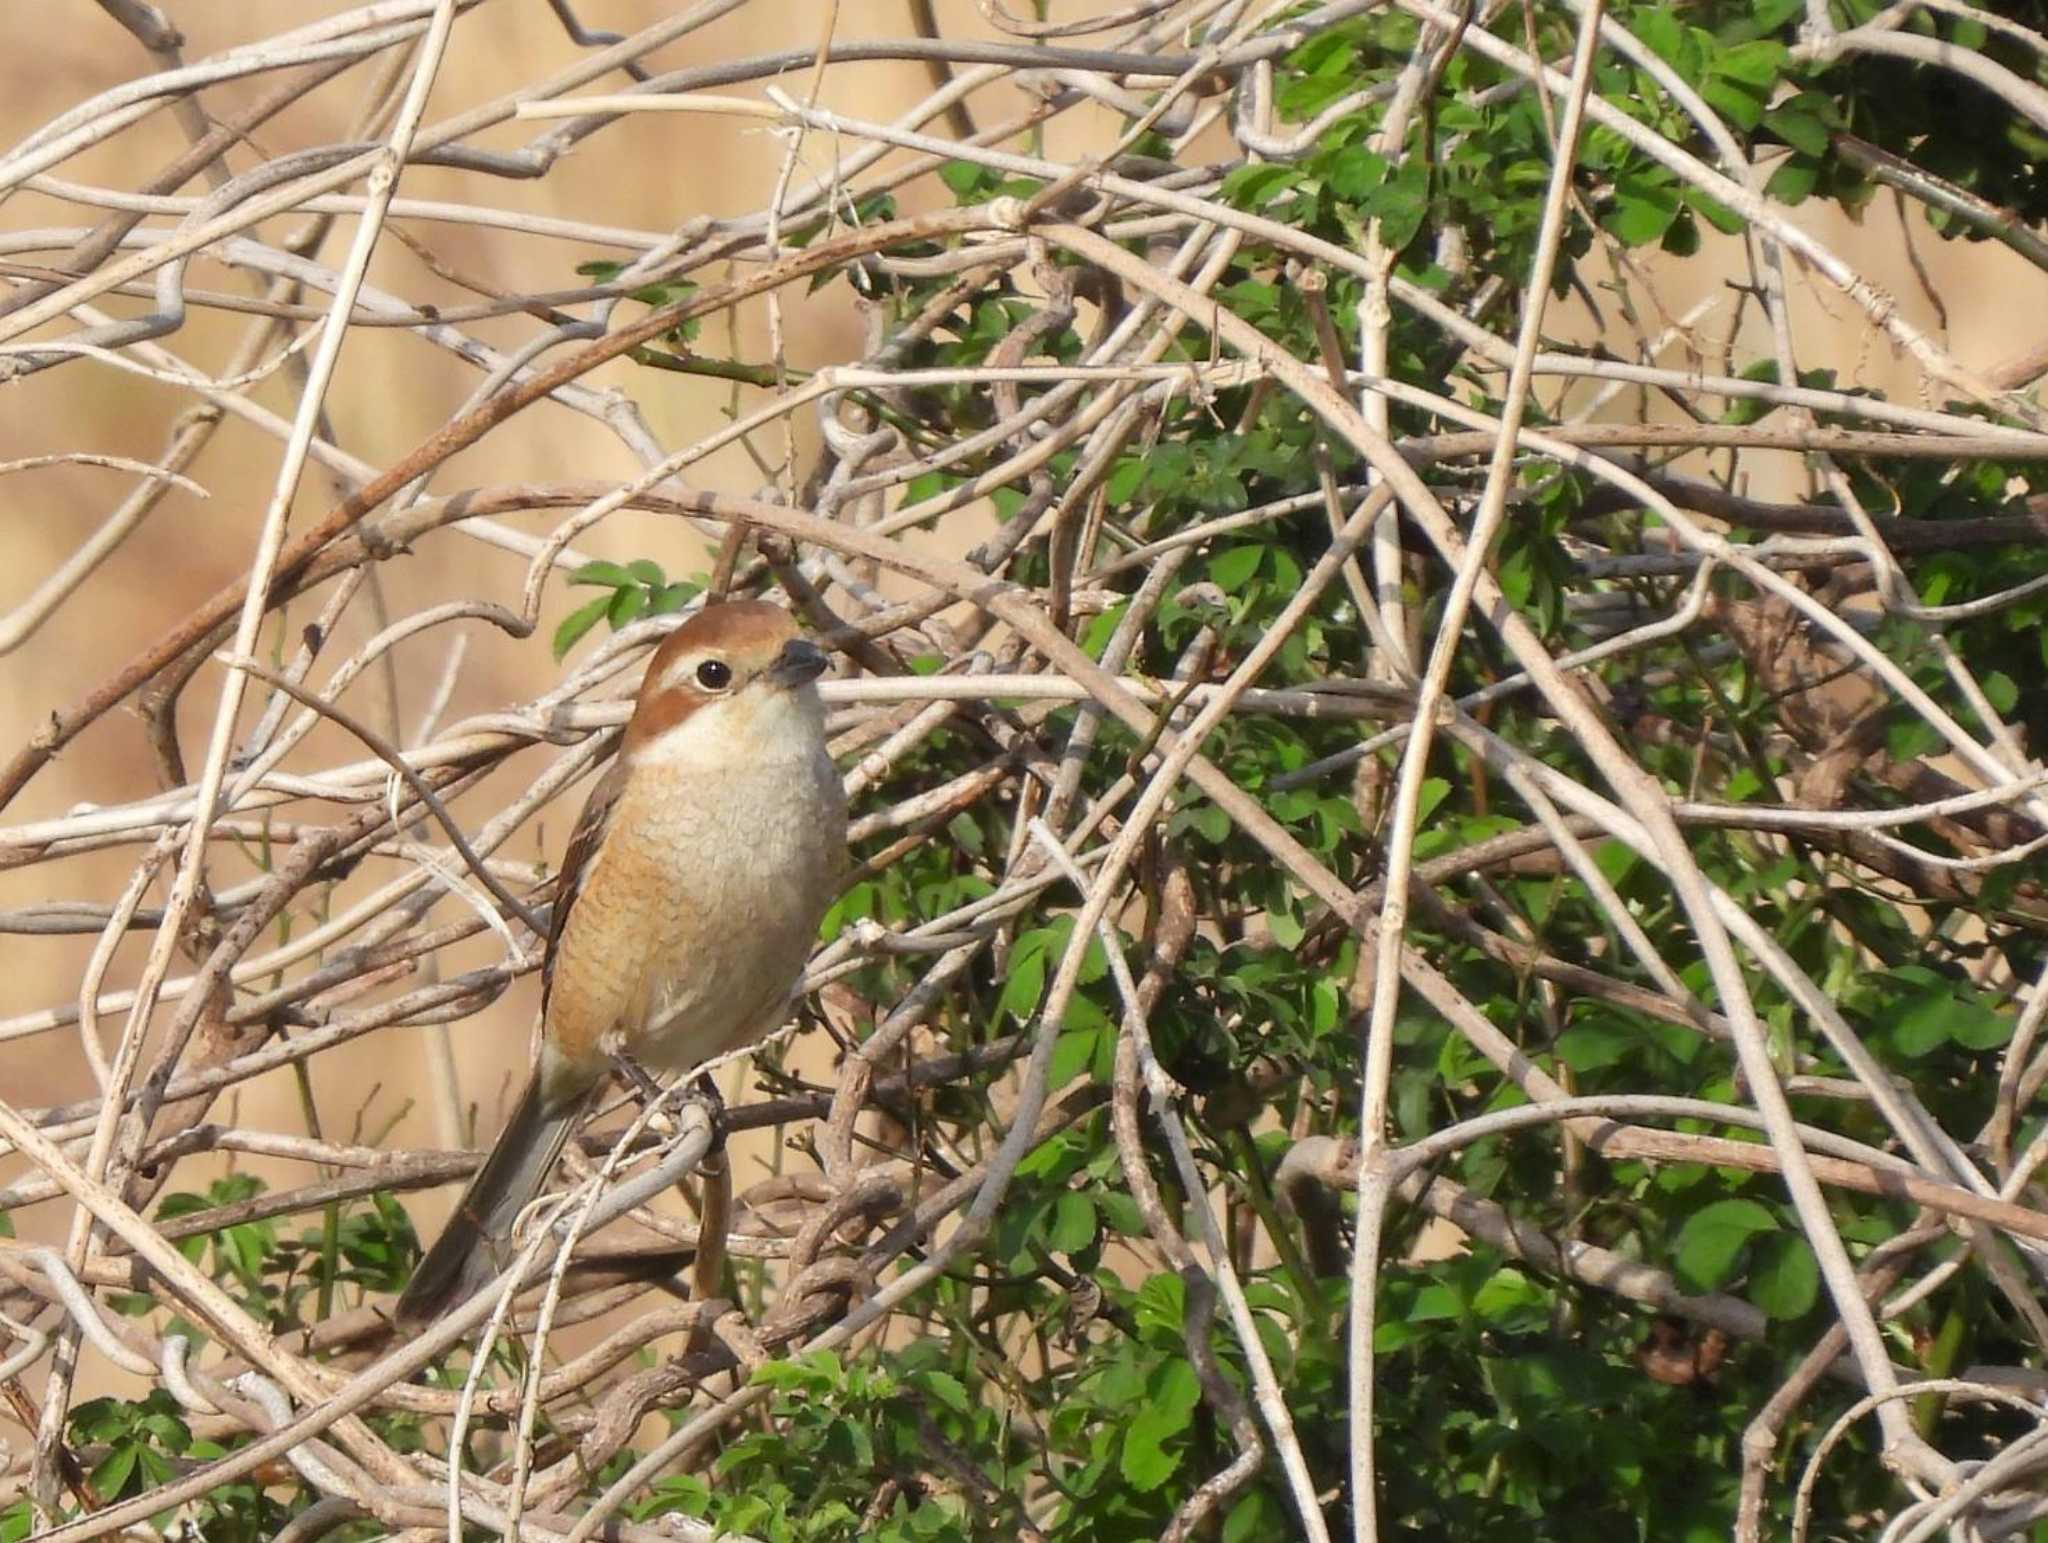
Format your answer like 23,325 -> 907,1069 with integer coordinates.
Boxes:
766,637 -> 829,688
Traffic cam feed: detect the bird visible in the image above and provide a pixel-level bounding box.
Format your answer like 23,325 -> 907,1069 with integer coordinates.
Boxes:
395,599 -> 847,1325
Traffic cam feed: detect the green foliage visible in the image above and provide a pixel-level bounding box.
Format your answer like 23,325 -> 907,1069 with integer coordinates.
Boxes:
68,1388 -> 192,1504
554,559 -> 703,659
627,1348 -> 1029,1541
575,259 -> 702,338
25,1173 -> 424,1535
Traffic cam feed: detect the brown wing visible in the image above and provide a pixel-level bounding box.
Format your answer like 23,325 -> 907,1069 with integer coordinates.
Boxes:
541,756 -> 627,1012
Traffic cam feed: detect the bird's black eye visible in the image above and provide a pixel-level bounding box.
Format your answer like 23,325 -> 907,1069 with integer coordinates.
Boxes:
694,659 -> 733,691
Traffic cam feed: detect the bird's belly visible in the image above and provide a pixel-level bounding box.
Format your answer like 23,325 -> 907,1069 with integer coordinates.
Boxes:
630,873 -> 819,1070
565,757 -> 840,1074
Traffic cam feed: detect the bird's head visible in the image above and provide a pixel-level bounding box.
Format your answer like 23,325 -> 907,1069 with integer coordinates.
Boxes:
622,600 -> 830,768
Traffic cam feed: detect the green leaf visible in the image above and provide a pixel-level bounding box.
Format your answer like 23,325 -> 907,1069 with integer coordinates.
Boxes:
1747,0 -> 1805,27
91,1443 -> 139,1500
1220,162 -> 1302,210
1118,1359 -> 1200,1490
1369,158 -> 1430,250
947,811 -> 985,855
1209,545 -> 1264,592
1172,802 -> 1232,844
723,1495 -> 773,1533
1106,458 -> 1146,505
1951,999 -> 2014,1052
1675,1198 -> 1778,1291
1887,717 -> 1943,762
1225,1490 -> 1287,1543
1701,74 -> 1770,131
1605,178 -> 1680,246
1471,1266 -> 1549,1329
1890,987 -> 1959,1057
1889,981 -> 2009,1054
1716,39 -> 1788,86
569,559 -> 638,588
1765,158 -> 1819,205
1098,1190 -> 1145,1236
1593,839 -> 1638,885
1265,902 -> 1305,949
1497,542 -> 1534,607
552,595 -> 613,660
1414,777 -> 1451,827
938,159 -> 993,199
1407,1282 -> 1463,1323
1119,1406 -> 1183,1490
650,581 -> 699,615
1556,1021 -> 1634,1074
1048,1192 -> 1098,1254
1133,1272 -> 1186,1340
1748,1232 -> 1819,1319
1002,947 -> 1047,1022
1984,671 -> 2019,716
607,584 -> 650,628
1662,209 -> 1702,257
914,1370 -> 973,1415
1327,145 -> 1387,200
1155,1356 -> 1201,1416
1764,107 -> 1830,156
1687,186 -> 1747,235
1632,8 -> 1689,69
1050,1027 -> 1099,1088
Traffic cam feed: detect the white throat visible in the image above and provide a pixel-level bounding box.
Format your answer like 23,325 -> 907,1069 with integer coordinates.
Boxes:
628,686 -> 823,774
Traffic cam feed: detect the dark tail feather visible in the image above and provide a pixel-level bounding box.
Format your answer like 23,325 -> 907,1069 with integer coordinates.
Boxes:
395,1070 -> 590,1326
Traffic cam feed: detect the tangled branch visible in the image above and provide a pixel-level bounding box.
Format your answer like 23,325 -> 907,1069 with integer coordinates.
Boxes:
5,1 -> 2048,1538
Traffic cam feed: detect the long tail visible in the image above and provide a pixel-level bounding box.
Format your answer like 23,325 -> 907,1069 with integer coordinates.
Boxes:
395,1069 -> 593,1326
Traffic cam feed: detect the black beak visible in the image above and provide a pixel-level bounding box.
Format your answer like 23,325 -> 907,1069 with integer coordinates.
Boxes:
766,637 -> 829,687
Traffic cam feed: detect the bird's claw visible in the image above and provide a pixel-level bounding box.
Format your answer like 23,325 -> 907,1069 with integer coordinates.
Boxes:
687,1071 -> 729,1152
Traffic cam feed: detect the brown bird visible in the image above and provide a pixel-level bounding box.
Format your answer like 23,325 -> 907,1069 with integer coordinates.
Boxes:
395,600 -> 846,1324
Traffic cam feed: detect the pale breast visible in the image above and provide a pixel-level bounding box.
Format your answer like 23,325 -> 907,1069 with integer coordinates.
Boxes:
543,747 -> 845,1075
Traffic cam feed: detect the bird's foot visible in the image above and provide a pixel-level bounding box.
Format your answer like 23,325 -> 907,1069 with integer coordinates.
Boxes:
613,1053 -> 687,1142
686,1072 -> 729,1152
613,1053 -> 665,1106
